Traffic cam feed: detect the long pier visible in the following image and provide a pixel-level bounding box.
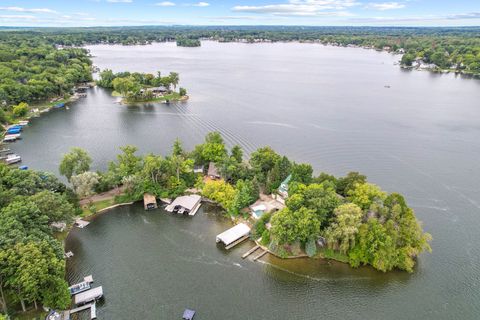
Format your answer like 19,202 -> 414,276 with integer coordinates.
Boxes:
242,245 -> 260,259
224,235 -> 249,250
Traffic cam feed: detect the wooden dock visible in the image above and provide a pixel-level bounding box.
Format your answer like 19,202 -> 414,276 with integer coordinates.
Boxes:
242,245 -> 260,259
224,235 -> 249,250
64,302 -> 96,320
253,250 -> 268,261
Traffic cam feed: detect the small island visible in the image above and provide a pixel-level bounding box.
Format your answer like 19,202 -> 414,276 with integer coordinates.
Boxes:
96,69 -> 188,103
176,37 -> 201,47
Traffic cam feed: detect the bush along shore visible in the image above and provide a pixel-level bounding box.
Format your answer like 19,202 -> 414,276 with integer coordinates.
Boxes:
58,132 -> 431,274
96,69 -> 188,103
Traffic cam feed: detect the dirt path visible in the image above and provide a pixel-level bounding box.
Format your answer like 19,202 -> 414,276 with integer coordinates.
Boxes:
79,186 -> 126,206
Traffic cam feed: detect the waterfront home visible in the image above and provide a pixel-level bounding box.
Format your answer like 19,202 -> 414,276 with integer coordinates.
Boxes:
276,174 -> 292,203
143,193 -> 158,210
165,194 -> 202,216
207,162 -> 221,179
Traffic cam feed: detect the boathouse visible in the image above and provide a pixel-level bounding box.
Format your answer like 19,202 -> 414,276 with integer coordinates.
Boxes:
144,193 -> 158,210
165,195 -> 202,216
207,162 -> 221,179
216,223 -> 251,247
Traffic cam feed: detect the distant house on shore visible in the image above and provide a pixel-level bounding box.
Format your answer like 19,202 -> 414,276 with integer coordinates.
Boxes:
147,86 -> 168,94
208,162 -> 221,180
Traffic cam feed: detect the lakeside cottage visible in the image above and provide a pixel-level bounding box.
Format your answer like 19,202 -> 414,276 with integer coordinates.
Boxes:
207,162 -> 221,179
276,174 -> 292,204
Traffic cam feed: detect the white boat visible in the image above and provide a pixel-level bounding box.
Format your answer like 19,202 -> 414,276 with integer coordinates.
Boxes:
5,154 -> 21,164
18,120 -> 29,126
3,136 -> 16,142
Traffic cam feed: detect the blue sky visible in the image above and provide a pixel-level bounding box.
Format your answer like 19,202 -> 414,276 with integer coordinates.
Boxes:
0,0 -> 479,26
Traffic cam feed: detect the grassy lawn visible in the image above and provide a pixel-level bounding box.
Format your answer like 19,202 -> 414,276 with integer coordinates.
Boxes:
81,198 -> 116,217
316,248 -> 350,263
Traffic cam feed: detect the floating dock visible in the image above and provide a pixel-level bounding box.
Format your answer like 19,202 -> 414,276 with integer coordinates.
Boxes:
64,302 -> 97,320
216,223 -> 251,247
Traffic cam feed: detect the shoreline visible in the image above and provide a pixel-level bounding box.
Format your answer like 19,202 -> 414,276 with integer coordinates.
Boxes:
85,40 -> 480,79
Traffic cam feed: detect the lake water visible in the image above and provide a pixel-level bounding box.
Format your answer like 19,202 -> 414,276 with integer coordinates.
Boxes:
10,41 -> 480,319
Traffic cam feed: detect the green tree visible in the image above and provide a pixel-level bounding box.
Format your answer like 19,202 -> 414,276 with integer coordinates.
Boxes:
12,102 -> 29,117
348,183 -> 387,211
29,191 -> 75,224
291,163 -> 313,184
202,132 -> 227,163
336,171 -> 367,196
116,145 -> 142,179
231,145 -> 243,163
59,147 -> 92,181
70,171 -> 100,198
324,203 -> 363,253
270,207 -> 320,245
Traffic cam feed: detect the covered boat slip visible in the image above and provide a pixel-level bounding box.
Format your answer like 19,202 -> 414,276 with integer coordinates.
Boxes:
216,223 -> 251,248
165,195 -> 202,216
144,193 -> 158,210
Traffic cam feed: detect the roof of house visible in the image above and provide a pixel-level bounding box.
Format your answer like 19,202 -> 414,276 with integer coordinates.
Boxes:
279,174 -> 292,193
144,193 -> 156,204
208,162 -> 220,177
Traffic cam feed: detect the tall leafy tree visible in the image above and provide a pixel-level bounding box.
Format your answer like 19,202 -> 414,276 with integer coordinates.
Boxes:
59,147 -> 92,181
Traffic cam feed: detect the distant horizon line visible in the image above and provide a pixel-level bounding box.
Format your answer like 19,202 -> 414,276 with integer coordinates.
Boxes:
1,24 -> 479,29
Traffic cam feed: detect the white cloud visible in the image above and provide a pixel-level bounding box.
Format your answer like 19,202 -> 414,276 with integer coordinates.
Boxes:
193,2 -> 210,7
156,1 -> 176,6
106,0 -> 133,3
232,0 -> 358,17
0,15 -> 36,20
0,6 -> 57,14
366,2 -> 405,11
